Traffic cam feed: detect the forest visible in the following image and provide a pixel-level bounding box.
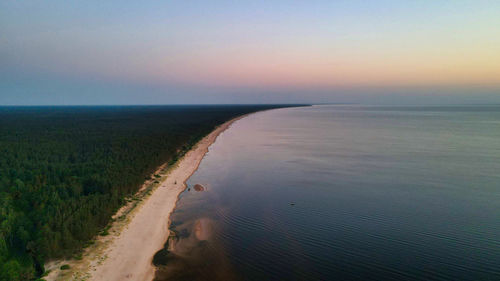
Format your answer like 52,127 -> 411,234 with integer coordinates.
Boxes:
0,105 -> 288,280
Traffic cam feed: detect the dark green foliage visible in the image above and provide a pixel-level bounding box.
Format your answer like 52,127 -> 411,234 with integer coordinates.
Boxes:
0,105 -> 291,280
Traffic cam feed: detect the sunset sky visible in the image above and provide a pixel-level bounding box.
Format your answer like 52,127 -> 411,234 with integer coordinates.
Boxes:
1,0 -> 499,105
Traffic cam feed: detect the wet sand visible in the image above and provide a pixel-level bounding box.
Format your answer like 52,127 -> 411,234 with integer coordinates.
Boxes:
46,114 -> 250,281
193,184 -> 205,191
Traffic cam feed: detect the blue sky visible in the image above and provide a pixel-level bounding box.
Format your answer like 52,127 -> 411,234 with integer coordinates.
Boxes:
1,0 -> 499,105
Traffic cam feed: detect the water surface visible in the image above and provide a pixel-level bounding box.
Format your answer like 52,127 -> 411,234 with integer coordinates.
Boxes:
154,105 -> 500,281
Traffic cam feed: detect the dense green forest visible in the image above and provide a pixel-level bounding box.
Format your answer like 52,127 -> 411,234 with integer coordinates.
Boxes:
0,105 -> 288,280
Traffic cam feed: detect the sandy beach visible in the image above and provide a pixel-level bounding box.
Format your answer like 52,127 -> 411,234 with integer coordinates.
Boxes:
45,114 -> 249,281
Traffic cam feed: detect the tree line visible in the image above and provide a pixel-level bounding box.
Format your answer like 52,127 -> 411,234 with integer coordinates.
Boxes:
0,105 -> 288,280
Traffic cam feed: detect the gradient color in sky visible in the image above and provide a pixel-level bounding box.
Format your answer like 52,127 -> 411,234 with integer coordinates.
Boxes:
1,0 -> 499,105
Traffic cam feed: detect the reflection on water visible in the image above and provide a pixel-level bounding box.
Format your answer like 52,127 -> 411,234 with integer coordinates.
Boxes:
154,217 -> 238,281
153,184 -> 239,281
153,105 -> 500,281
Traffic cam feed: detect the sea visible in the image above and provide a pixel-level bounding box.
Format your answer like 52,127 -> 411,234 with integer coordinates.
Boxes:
153,105 -> 500,281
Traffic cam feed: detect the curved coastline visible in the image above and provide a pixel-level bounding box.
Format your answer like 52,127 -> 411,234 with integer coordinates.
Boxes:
46,112 -> 253,281
92,113 -> 252,281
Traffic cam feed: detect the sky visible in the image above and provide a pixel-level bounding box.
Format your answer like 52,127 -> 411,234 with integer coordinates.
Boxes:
1,0 -> 500,105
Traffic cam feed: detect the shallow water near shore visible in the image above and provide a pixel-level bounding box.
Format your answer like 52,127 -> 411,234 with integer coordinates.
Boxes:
154,105 -> 500,281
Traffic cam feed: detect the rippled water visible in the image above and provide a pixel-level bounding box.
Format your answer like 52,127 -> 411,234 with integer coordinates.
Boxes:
154,105 -> 500,281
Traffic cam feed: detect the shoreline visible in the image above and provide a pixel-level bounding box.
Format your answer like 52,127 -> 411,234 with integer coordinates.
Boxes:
46,113 -> 252,281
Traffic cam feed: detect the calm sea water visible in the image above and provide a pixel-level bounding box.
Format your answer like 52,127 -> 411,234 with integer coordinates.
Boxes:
153,105 -> 500,281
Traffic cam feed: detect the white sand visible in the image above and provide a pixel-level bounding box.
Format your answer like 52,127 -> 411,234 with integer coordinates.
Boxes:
46,114 -> 248,281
